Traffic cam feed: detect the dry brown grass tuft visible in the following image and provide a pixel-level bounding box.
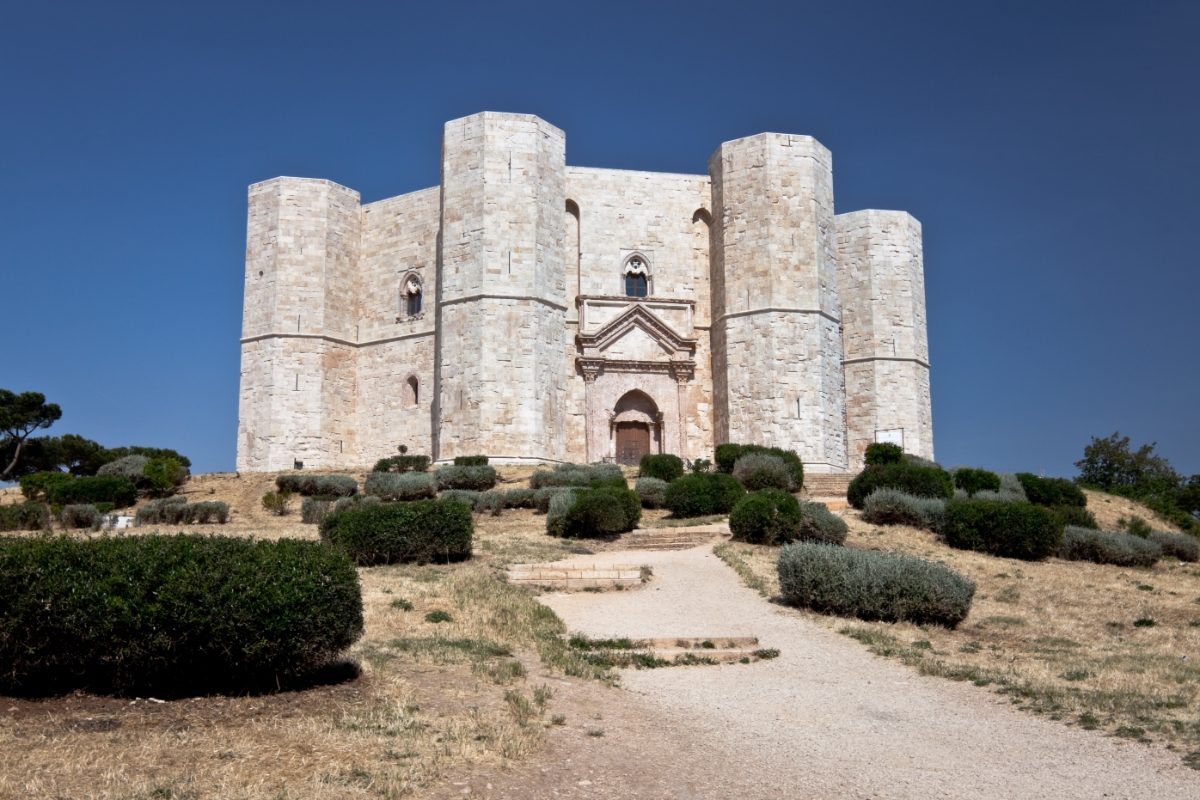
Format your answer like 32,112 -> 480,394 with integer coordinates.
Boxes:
0,467 -> 626,799
716,492 -> 1200,760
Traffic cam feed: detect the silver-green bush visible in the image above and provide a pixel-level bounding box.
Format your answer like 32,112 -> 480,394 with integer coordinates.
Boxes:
439,489 -> 481,509
777,542 -> 975,627
545,488 -> 580,533
135,496 -> 189,525
364,471 -> 436,501
529,463 -> 625,490
1058,526 -> 1161,568
435,465 -> 498,491
997,473 -> 1029,502
797,501 -> 849,544
60,504 -> 101,530
334,494 -> 381,514
185,501 -> 229,524
635,477 -> 668,509
732,453 -> 794,491
97,455 -> 149,480
301,497 -> 335,524
861,488 -> 945,531
1148,530 -> 1199,562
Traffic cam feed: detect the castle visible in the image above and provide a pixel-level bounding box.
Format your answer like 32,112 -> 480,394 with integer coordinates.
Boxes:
236,112 -> 933,473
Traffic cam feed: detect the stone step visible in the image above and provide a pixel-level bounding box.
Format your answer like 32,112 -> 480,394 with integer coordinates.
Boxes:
568,635 -> 774,666
802,472 -> 855,499
507,562 -> 646,590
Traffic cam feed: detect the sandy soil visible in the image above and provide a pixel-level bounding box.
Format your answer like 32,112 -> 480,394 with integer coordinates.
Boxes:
457,544 -> 1200,800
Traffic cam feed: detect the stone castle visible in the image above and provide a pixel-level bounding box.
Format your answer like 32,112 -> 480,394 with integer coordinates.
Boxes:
237,112 -> 933,473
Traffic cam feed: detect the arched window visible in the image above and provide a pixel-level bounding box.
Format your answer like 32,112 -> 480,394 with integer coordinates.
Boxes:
402,274 -> 423,318
405,375 -> 419,407
623,255 -> 649,298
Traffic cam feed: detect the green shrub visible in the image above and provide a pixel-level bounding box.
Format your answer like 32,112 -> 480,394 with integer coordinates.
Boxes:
142,457 -> 188,497
529,463 -> 625,490
94,502 -> 114,515
453,455 -> 489,466
953,468 -> 1001,496
639,454 -> 684,483
472,488 -> 534,514
372,455 -> 430,473
49,475 -> 137,509
864,442 -> 904,466
1049,504 -> 1098,530
664,473 -> 746,518
1120,515 -> 1153,537
0,503 -> 50,532
730,490 -> 802,545
185,501 -> 229,524
59,504 -> 100,529
97,454 -> 149,481
135,496 -> 188,525
439,489 -> 481,509
942,499 -> 1063,561
533,486 -> 576,514
547,486 -> 640,538
732,453 -> 793,491
1148,530 -> 1200,562
435,464 -> 498,491
333,494 -> 380,514
19,471 -> 73,502
0,534 -> 363,696
861,488 -> 945,531
320,500 -> 473,565
261,490 -> 292,516
777,542 -> 975,627
1016,473 -> 1087,508
690,458 -> 712,474
301,497 -> 335,525
364,471 -> 437,501
635,477 -> 668,509
275,474 -> 358,498
797,501 -> 850,545
715,444 -> 803,490
1058,526 -> 1162,568
847,463 -> 954,509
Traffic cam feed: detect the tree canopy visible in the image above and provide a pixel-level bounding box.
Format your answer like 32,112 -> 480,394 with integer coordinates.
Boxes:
0,390 -> 62,481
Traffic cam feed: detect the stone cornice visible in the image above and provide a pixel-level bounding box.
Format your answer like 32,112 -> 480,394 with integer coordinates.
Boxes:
441,294 -> 568,311
716,307 -> 840,325
241,330 -> 434,348
576,294 -> 695,308
842,355 -> 931,368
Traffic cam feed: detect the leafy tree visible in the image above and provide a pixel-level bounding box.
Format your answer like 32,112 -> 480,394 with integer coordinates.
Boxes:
0,390 -> 62,481
1074,432 -> 1180,494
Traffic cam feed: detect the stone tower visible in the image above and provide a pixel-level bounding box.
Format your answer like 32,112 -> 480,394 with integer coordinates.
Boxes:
835,210 -> 933,466
236,177 -> 360,472
709,134 -> 848,472
435,112 -> 569,462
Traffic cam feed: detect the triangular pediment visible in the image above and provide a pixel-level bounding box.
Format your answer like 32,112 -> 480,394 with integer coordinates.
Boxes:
577,303 -> 697,359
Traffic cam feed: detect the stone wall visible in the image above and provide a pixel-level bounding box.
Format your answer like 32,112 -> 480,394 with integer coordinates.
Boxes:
835,209 -> 933,466
709,134 -> 848,471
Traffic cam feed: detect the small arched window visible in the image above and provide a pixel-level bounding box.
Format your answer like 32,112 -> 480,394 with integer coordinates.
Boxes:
623,255 -> 649,298
402,274 -> 423,318
406,375 -> 419,407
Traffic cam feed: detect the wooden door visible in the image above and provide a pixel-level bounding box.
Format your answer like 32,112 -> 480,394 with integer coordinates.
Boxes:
616,422 -> 651,465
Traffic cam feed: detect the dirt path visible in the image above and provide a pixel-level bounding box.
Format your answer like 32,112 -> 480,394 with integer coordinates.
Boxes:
441,545 -> 1200,799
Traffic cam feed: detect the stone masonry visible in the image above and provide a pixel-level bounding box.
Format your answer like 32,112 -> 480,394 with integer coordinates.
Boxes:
236,112 -> 933,473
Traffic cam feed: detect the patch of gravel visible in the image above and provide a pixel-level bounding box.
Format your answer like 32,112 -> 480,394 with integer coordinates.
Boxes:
529,545 -> 1200,799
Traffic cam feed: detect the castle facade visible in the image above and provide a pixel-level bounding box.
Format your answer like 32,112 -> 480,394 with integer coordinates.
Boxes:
237,112 -> 933,472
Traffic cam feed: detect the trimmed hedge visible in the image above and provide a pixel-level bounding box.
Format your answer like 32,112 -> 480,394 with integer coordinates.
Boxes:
664,473 -> 746,518
136,498 -> 230,525
1058,526 -> 1162,568
435,464 -> 498,492
19,471 -> 73,502
715,444 -> 803,491
777,542 -> 975,628
473,488 -> 535,514
530,463 -> 626,490
186,501 -> 229,524
546,486 -> 641,538
0,535 -> 363,696
453,455 -> 489,466
440,489 -> 481,509
364,471 -> 437,501
1016,473 -> 1087,508
953,468 -> 1001,497
732,453 -> 793,491
1148,530 -> 1200,562
372,455 -> 430,473
0,502 -> 50,532
797,501 -> 850,545
730,490 -> 802,546
861,488 -> 945,531
639,454 -> 684,483
48,475 -> 138,509
276,474 -> 358,498
635,477 -> 668,509
847,463 -> 954,510
333,494 -> 380,514
942,499 -> 1062,561
864,442 -> 904,466
320,500 -> 473,565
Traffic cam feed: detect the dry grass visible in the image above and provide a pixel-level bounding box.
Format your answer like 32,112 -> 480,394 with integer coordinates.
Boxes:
0,467 -> 625,799
715,494 -> 1200,762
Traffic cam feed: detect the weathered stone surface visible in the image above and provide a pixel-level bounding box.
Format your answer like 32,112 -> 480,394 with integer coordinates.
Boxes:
236,113 -> 934,473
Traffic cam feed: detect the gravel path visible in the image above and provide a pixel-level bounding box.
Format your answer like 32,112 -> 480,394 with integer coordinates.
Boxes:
533,545 -> 1200,799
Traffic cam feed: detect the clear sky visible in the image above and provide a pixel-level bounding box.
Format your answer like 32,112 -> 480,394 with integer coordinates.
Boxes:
2,1 -> 1197,478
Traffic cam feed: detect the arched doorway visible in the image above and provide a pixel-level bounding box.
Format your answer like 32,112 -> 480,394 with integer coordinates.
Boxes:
612,390 -> 660,465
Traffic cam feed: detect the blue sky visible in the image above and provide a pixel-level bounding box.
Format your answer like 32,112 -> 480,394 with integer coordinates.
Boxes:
2,1 -> 1197,477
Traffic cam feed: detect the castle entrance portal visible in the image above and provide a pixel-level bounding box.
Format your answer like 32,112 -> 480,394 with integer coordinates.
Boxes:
611,390 -> 661,465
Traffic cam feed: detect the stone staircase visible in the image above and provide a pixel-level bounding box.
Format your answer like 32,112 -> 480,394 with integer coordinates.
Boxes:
619,523 -> 730,551
569,635 -> 775,666
507,562 -> 646,590
802,472 -> 856,510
